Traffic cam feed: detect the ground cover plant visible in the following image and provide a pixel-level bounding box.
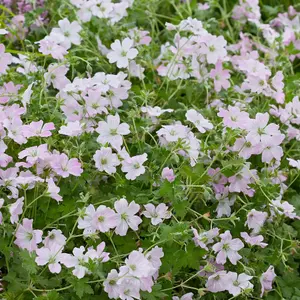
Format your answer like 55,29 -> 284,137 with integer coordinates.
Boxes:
0,0 -> 300,299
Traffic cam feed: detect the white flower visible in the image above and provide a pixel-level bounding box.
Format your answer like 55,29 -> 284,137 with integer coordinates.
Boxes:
186,109 -> 213,133
93,147 -> 120,175
51,18 -> 82,49
125,250 -> 155,278
121,153 -> 147,180
107,38 -> 138,68
35,245 -> 65,274
143,203 -> 171,225
59,121 -> 83,137
60,246 -> 90,279
96,114 -> 130,150
114,198 -> 142,236
227,272 -> 253,296
157,124 -> 189,142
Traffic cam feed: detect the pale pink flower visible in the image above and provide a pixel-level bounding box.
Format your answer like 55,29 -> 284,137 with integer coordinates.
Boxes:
22,120 -> 55,138
206,271 -> 229,293
210,61 -> 230,92
121,153 -> 147,180
246,113 -> 280,146
43,229 -> 66,248
35,245 -> 65,274
107,38 -> 138,68
93,147 -> 120,174
246,209 -> 268,233
9,197 -> 24,224
86,242 -> 110,262
227,272 -> 253,296
125,250 -> 155,277
59,121 -> 83,137
50,153 -> 83,178
114,198 -> 142,236
172,293 -> 194,300
287,158 -> 300,169
142,203 -> 171,225
218,106 -> 250,129
14,218 -> 43,252
44,64 -> 70,90
161,167 -> 176,182
104,269 -> 120,299
51,18 -> 82,49
60,246 -> 90,279
46,178 -> 63,202
96,114 -> 130,150
18,144 -> 49,165
0,44 -> 13,74
78,204 -> 97,236
0,198 -> 4,224
192,227 -> 219,251
240,232 -> 268,248
145,246 -> 164,269
38,36 -> 68,60
91,205 -> 119,233
212,230 -> 244,265
186,109 -> 213,133
199,34 -> 227,64
260,266 -> 276,297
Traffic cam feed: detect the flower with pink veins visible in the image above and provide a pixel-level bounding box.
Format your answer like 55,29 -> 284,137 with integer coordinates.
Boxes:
212,230 -> 244,265
107,38 -> 138,68
91,205 -> 119,233
210,61 -> 230,92
35,244 -> 65,274
121,153 -> 148,180
22,120 -> 55,138
14,218 -> 43,252
46,178 -> 62,202
114,198 -> 142,236
50,153 -> 83,178
142,203 -> 171,225
96,114 -> 130,150
0,44 -> 13,74
9,197 -> 24,224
